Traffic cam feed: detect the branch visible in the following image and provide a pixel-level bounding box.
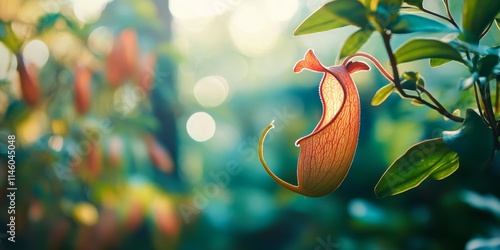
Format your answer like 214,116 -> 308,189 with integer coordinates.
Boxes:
381,31 -> 464,123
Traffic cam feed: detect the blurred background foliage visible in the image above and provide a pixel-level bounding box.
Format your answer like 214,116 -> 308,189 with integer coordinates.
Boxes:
0,0 -> 499,249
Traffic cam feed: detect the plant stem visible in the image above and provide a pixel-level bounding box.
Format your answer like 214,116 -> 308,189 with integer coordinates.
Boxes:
381,31 -> 464,122
421,8 -> 455,28
474,82 -> 488,124
479,79 -> 499,147
496,75 -> 500,116
442,0 -> 459,29
480,21 -> 494,39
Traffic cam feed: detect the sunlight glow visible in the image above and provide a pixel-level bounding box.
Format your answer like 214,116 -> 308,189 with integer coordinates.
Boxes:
186,112 -> 216,142
193,75 -> 229,108
73,0 -> 111,23
170,0 -> 243,18
265,0 -> 299,22
228,2 -> 281,56
87,26 -> 114,55
22,40 -> 49,68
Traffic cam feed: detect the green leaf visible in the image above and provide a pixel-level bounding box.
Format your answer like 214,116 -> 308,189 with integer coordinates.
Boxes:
460,0 -> 500,44
339,28 -> 374,59
410,99 -> 423,106
478,54 -> 499,77
430,58 -> 451,67
394,39 -> 465,64
375,138 -> 459,198
400,71 -> 422,90
403,0 -> 423,9
371,83 -> 394,106
443,109 -> 494,167
368,0 -> 403,29
0,23 -> 20,52
294,0 -> 368,36
390,14 -> 452,33
38,13 -> 63,33
0,23 -> 6,39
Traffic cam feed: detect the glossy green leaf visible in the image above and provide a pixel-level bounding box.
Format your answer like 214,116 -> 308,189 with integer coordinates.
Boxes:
478,54 -> 499,77
339,28 -> 374,59
390,14 -> 452,33
395,39 -> 465,64
403,0 -> 423,9
294,0 -> 368,36
375,138 -> 459,198
430,58 -> 451,67
443,109 -> 494,167
460,0 -> 500,43
371,83 -> 394,106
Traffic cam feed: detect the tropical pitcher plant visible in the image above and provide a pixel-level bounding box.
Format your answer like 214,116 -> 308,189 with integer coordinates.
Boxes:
259,0 -> 500,197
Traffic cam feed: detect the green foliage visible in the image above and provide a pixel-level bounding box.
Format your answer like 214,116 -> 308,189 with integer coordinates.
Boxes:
394,39 -> 465,64
340,28 -> 374,59
294,0 -> 368,36
0,22 -> 20,52
443,109 -> 495,167
375,138 -> 459,197
294,0 -> 500,198
371,83 -> 394,106
460,0 -> 500,43
403,0 -> 423,9
430,58 -> 451,67
389,14 -> 451,33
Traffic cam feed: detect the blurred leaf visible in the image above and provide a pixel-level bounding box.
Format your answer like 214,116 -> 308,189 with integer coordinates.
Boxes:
369,0 -> 403,29
0,23 -> 20,52
478,54 -> 499,76
459,72 -> 478,90
375,138 -> 459,198
460,0 -> 500,43
403,0 -> 423,9
339,28 -> 374,59
430,58 -> 451,67
410,99 -> 423,106
460,190 -> 500,218
371,83 -> 394,106
395,39 -> 465,64
294,0 -> 368,36
400,71 -> 422,90
0,23 -> 6,39
442,109 -> 494,167
38,13 -> 62,33
390,14 -> 452,33
496,13 -> 500,29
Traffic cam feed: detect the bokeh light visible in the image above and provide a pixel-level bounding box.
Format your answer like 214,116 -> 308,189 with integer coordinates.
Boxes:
186,112 -> 216,142
193,75 -> 229,107
73,0 -> 111,23
88,26 -> 114,55
22,39 -> 49,68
